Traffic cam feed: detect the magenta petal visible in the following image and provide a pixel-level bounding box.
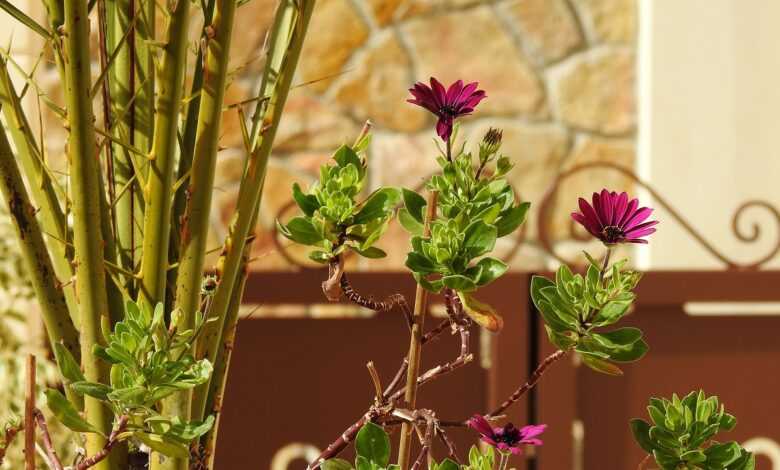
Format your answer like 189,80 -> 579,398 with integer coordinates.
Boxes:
468,415 -> 494,437
430,77 -> 447,107
600,189 -> 613,226
572,212 -> 600,236
436,118 -> 452,140
521,438 -> 543,446
446,80 -> 464,103
624,220 -> 658,236
627,238 -> 649,244
626,227 -> 657,239
508,446 -> 523,455
619,198 -> 639,226
578,198 -> 601,228
613,192 -> 628,225
520,424 -> 547,439
623,207 -> 653,230
464,90 -> 486,108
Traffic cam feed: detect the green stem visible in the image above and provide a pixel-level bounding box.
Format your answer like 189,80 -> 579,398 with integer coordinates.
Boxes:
599,247 -> 613,286
61,0 -> 114,466
138,0 -> 190,310
162,0 -> 237,466
190,0 -> 316,422
0,57 -> 79,328
0,124 -> 81,407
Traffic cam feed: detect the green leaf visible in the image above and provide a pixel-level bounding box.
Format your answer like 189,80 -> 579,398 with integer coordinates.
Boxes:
333,145 -> 364,177
591,327 -> 642,348
322,459 -> 353,470
70,381 -> 112,401
607,338 -> 649,362
293,182 -> 320,216
495,202 -> 530,237
353,188 -> 402,225
630,419 -> 654,454
355,455 -> 371,470
704,441 -> 741,468
442,274 -> 477,292
433,458 -> 460,470
134,432 -> 190,459
53,343 -> 85,384
580,354 -> 623,376
45,389 -> 104,436
277,217 -> 324,245
352,246 -> 387,259
309,250 -> 332,264
474,257 -> 507,286
402,188 -> 426,223
719,413 -> 737,432
458,291 -> 503,332
731,450 -> 755,470
592,299 -> 632,327
462,221 -> 497,258
398,208 -> 424,236
405,252 -> 437,274
413,273 -> 444,294
355,422 -> 390,467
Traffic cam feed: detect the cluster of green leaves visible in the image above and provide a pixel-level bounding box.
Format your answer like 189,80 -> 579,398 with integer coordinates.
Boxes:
402,131 -> 529,331
47,301 -> 215,458
631,391 -> 754,470
450,446 -> 494,470
322,423 -> 398,470
531,254 -> 647,375
278,136 -> 401,264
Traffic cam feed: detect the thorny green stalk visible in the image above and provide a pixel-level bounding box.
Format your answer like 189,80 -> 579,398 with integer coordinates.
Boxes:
61,0 -> 114,465
191,0 -> 316,422
138,0 -> 191,313
108,0 -> 144,295
163,0 -> 238,465
0,57 -> 79,328
0,123 -> 81,406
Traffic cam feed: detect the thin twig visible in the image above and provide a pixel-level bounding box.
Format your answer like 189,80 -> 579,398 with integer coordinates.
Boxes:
24,354 -> 34,470
75,414 -> 129,469
33,409 -> 64,470
637,454 -> 652,470
488,349 -> 569,417
0,422 -> 21,465
366,362 -> 383,403
340,270 -> 412,328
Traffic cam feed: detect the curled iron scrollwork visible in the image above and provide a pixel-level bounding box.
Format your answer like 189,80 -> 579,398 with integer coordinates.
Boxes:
536,162 -> 780,270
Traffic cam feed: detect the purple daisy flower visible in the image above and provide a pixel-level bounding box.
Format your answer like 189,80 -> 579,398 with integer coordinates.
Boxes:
407,77 -> 486,142
467,414 -> 546,455
571,189 -> 659,245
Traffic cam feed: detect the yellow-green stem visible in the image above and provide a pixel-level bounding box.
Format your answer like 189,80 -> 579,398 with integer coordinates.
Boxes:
191,0 -> 316,422
397,191 -> 438,470
0,123 -> 81,407
61,0 -> 114,466
163,0 -> 237,466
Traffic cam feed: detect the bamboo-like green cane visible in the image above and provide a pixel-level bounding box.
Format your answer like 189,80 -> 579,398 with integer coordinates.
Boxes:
190,0 -> 316,422
0,123 -> 82,407
61,1 -> 114,465
107,0 -> 144,294
159,0 -> 238,468
0,58 -> 80,328
138,0 -> 190,311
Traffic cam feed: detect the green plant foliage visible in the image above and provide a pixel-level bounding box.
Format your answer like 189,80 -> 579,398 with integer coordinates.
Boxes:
530,254 -> 647,374
278,141 -> 401,264
47,301 -> 215,457
322,423 -> 399,470
457,445 -> 495,470
403,130 -> 529,331
630,391 -> 754,470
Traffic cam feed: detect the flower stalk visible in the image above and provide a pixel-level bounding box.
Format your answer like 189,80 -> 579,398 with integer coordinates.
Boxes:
397,190 -> 438,470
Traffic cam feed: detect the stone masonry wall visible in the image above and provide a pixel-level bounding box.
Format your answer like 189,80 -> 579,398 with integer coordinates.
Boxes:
232,0 -> 639,271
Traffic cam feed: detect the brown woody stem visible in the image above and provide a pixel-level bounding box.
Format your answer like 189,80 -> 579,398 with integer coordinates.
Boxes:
488,349 -> 569,417
25,355 -> 35,470
339,269 -> 412,327
33,409 -> 64,470
76,415 -> 129,470
398,191 -> 438,470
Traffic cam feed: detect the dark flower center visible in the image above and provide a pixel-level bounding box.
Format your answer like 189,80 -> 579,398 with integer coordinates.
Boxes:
439,105 -> 458,116
601,225 -> 625,244
494,423 -> 522,446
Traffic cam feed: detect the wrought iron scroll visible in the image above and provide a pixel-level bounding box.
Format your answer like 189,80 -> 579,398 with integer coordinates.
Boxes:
537,162 -> 780,270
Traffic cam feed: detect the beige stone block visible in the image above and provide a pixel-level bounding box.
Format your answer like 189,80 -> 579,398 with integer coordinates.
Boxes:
503,0 -> 584,63
371,132 -> 441,189
274,91 -> 361,152
404,7 -> 545,116
556,50 -> 636,135
573,0 -> 637,44
298,0 -> 369,93
332,32 -> 428,132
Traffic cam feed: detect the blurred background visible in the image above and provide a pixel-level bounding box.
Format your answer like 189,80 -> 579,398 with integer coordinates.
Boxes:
1,0 -> 779,469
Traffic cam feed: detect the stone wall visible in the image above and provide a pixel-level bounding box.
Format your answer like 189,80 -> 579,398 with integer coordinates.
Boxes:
22,0 -> 637,272
228,0 -> 639,271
